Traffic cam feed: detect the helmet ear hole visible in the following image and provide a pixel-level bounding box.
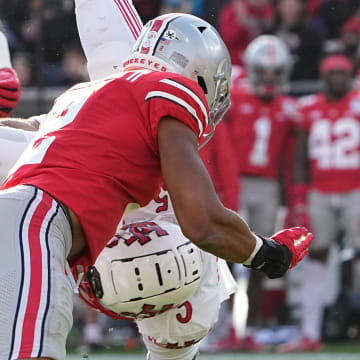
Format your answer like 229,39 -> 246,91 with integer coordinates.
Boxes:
197,76 -> 208,94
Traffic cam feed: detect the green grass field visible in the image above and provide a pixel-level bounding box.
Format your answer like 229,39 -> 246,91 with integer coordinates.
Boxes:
67,343 -> 360,360
67,354 -> 360,360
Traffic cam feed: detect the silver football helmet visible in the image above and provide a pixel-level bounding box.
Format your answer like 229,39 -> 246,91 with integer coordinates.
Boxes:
123,13 -> 232,147
74,220 -> 203,321
244,35 -> 292,96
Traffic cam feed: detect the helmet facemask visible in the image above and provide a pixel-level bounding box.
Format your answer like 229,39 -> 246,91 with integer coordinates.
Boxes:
200,61 -> 231,148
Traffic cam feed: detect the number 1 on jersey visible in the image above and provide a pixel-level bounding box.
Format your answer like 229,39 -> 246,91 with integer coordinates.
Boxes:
250,116 -> 271,166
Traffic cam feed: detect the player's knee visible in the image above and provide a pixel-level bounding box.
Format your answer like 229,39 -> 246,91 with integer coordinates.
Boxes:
309,248 -> 328,262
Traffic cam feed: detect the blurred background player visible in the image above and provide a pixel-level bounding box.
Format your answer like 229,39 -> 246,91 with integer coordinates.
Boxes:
281,54 -> 360,352
200,121 -> 240,213
216,35 -> 297,352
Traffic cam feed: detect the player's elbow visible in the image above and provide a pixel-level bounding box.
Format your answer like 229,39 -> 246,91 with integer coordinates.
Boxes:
179,219 -> 216,251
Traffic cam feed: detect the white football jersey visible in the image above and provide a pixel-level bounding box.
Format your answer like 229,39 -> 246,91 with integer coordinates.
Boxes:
137,248 -> 236,349
121,187 -> 176,226
0,127 -> 36,183
123,188 -> 237,348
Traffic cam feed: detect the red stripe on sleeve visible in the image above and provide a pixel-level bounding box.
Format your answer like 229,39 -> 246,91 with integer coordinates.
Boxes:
123,0 -> 143,33
114,0 -> 140,39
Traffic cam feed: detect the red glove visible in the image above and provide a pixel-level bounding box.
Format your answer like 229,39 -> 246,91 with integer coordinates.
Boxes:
0,67 -> 21,117
285,184 -> 311,229
272,226 -> 313,269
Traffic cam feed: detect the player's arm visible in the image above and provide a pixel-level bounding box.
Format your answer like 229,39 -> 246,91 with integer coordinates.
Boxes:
159,116 -> 255,263
158,117 -> 313,278
75,0 -> 143,80
287,125 -> 312,228
293,126 -> 310,184
0,116 -> 40,131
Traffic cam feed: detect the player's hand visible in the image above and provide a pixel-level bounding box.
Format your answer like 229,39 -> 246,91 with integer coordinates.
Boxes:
271,227 -> 313,269
0,67 -> 21,117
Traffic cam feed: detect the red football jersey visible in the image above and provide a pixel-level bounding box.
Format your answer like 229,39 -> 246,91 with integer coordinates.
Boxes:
297,90 -> 360,193
200,121 -> 240,211
227,86 -> 296,179
1,70 -> 208,264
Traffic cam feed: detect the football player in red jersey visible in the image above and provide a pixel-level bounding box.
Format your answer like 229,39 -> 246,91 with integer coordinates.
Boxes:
0,24 -> 20,118
222,35 -> 298,352
0,13 -> 312,360
279,54 -> 360,352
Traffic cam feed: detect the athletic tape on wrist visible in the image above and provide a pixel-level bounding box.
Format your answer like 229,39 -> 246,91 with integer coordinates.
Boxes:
243,234 -> 263,266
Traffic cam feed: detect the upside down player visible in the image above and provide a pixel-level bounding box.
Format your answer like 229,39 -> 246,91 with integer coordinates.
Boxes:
280,54 -> 360,352
0,9 -> 312,360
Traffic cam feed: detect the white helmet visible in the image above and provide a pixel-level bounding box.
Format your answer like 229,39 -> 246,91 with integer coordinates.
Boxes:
244,35 -> 292,94
123,13 -> 232,147
74,221 -> 203,321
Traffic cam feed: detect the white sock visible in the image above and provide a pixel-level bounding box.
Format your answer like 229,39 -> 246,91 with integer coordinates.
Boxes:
83,322 -> 103,344
301,259 -> 326,341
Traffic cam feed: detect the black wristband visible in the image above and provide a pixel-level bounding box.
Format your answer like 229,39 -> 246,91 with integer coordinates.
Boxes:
245,235 -> 292,279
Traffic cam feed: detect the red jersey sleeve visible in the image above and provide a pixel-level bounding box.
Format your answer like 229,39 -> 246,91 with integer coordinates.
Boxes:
143,73 -> 209,149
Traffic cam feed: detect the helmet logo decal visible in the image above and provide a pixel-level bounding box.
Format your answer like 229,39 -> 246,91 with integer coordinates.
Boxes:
106,221 -> 169,247
120,303 -> 175,320
164,29 -> 177,40
140,19 -> 166,55
141,31 -> 158,54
